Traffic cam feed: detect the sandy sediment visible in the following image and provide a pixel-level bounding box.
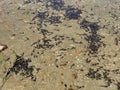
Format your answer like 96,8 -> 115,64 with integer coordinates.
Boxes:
0,0 -> 120,90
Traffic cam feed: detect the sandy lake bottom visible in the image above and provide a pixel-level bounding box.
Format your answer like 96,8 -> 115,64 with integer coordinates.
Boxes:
0,0 -> 120,90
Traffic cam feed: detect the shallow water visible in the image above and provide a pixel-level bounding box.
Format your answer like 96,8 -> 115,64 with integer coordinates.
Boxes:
0,0 -> 120,90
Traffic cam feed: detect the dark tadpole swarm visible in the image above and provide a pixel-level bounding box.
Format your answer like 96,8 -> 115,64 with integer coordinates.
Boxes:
49,0 -> 65,10
32,11 -> 49,21
85,34 -> 103,54
80,19 -> 105,54
7,53 -> 37,81
80,19 -> 100,32
116,82 -> 120,90
65,6 -> 82,20
40,29 -> 53,36
23,0 -> 44,4
49,15 -> 62,24
86,68 -> 102,80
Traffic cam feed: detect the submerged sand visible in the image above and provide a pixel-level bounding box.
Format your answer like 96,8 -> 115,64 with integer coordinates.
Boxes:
0,0 -> 120,90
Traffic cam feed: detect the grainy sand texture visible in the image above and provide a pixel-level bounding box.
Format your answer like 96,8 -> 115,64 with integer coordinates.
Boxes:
0,0 -> 120,90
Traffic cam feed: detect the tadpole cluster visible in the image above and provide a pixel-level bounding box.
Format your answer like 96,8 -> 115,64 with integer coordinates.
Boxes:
52,35 -> 65,45
80,19 -> 100,32
114,37 -> 120,46
49,15 -> 62,24
32,11 -> 49,21
40,29 -> 53,36
116,82 -> 120,90
31,38 -> 54,50
65,6 -> 82,19
112,69 -> 120,74
80,19 -> 105,54
13,0 -> 120,90
86,68 -> 102,80
86,66 -> 120,89
5,53 -> 38,81
47,0 -> 65,10
85,34 -> 104,54
23,0 -> 43,4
